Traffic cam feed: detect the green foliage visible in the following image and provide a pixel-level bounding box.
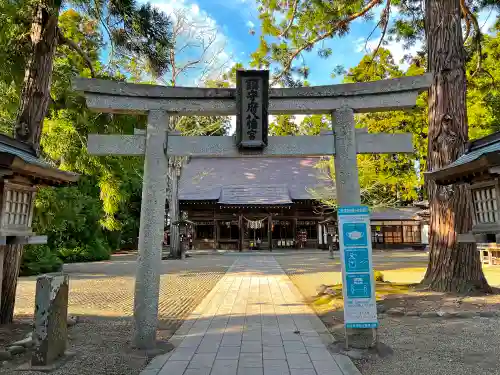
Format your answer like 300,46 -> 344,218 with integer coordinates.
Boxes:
252,0 -> 500,86
303,26 -> 500,209
57,239 -> 110,263
0,6 -> 229,275
269,115 -> 299,136
176,116 -> 230,136
20,245 -> 63,276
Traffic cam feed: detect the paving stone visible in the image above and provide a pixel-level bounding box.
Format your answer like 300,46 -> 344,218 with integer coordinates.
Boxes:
197,341 -> 220,353
263,346 -> 286,360
283,341 -> 307,353
306,347 -> 332,361
286,353 -> 313,369
222,334 -> 243,346
264,368 -> 290,375
217,346 -> 241,360
238,367 -> 264,375
280,332 -> 302,341
241,341 -> 263,353
158,360 -> 189,375
263,359 -> 289,370
262,335 -> 283,346
145,257 -> 360,375
184,368 -> 212,375
331,354 -> 362,375
212,359 -> 239,375
180,336 -> 203,348
290,369 -> 316,375
302,336 -> 324,348
239,353 -> 263,367
189,353 -> 217,368
169,347 -> 197,361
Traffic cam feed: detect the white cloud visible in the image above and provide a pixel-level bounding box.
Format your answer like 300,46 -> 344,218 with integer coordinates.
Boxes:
354,30 -> 423,70
190,3 -> 200,15
148,0 -> 237,86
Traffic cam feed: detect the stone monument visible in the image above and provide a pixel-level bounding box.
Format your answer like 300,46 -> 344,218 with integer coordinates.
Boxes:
31,274 -> 70,368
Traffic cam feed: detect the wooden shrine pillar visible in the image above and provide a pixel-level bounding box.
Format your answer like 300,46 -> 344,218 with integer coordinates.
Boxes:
238,214 -> 243,252
292,218 -> 297,249
214,219 -> 218,250
268,214 -> 273,252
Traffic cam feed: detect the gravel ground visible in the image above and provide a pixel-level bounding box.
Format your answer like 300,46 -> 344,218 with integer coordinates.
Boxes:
2,255 -> 234,375
357,316 -> 500,375
275,251 -> 500,375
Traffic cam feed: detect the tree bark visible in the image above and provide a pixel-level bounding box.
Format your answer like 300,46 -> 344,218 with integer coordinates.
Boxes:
1,245 -> 24,324
422,0 -> 490,293
14,0 -> 61,151
1,0 -> 61,324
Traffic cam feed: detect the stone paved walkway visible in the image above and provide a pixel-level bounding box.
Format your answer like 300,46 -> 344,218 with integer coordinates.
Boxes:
142,256 -> 360,375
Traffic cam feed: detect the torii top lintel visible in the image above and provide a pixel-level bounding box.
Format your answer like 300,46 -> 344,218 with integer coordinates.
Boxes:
72,73 -> 432,116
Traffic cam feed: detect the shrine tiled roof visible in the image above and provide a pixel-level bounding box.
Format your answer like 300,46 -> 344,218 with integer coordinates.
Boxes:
0,134 -> 78,184
427,131 -> 500,184
219,185 -> 292,205
179,157 -> 326,204
370,207 -> 421,221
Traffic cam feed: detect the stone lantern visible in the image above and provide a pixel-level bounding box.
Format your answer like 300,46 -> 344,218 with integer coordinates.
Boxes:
428,131 -> 500,264
0,134 -> 78,313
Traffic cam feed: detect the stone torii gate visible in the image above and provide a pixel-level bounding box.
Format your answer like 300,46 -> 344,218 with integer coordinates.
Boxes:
74,72 -> 431,350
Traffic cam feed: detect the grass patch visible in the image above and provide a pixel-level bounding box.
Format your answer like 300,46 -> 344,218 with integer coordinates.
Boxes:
313,281 -> 413,307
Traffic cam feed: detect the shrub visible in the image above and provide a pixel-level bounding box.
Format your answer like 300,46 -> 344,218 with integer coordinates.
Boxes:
57,240 -> 111,263
20,245 -> 63,276
374,270 -> 385,282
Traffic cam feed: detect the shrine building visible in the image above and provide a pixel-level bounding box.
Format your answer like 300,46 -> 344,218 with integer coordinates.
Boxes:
178,156 -> 428,251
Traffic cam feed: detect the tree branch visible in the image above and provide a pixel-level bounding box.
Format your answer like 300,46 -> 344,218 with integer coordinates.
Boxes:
370,0 -> 391,63
364,18 -> 383,53
460,0 -> 472,42
278,0 -> 299,38
461,1 -> 482,77
272,0 -> 383,85
57,29 -> 95,78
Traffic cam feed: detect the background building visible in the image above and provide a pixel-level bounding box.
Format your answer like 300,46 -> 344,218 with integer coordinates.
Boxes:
178,157 -> 427,251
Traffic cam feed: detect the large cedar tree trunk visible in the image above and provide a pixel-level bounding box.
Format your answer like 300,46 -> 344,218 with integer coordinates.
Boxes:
0,245 -> 23,323
422,0 -> 490,293
14,0 -> 60,149
1,0 -> 61,324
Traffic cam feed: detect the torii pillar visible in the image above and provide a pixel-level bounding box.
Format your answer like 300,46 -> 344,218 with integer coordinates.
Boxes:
74,72 -> 432,350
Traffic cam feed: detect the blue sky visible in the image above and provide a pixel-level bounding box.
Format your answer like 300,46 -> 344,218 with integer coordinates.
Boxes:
147,0 -> 498,86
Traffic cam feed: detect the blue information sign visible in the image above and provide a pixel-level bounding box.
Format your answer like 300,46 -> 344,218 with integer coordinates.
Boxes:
338,205 -> 378,328
342,222 -> 368,246
344,248 -> 370,273
346,274 -> 371,298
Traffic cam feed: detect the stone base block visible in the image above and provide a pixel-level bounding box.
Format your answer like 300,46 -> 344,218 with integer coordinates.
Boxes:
345,328 -> 377,349
16,351 -> 75,372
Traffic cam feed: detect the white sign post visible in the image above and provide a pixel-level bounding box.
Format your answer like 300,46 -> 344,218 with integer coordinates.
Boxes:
338,206 -> 378,332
